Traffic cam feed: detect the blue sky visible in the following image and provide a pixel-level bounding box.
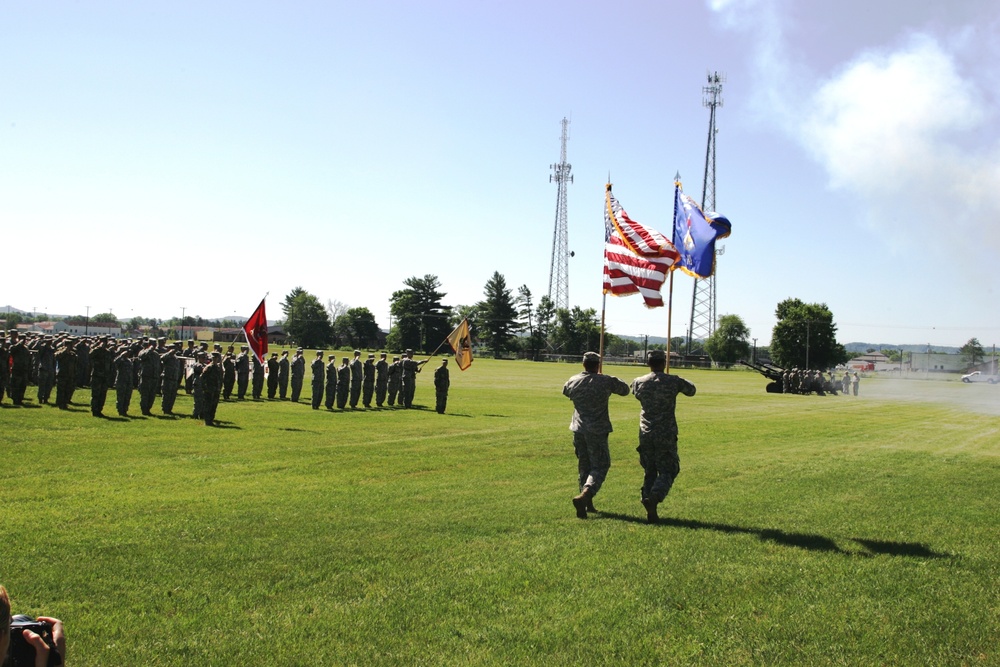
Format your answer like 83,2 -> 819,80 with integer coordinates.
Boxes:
2,0 -> 998,348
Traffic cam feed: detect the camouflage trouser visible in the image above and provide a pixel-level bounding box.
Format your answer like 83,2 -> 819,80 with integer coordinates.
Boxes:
192,387 -> 204,419
387,379 -> 400,406
362,382 -> 374,407
237,374 -> 249,399
336,385 -> 349,410
573,430 -> 611,496
116,383 -> 132,415
637,434 -> 680,503
435,389 -> 447,414
161,378 -> 178,414
37,370 -> 54,403
325,381 -> 336,409
290,376 -> 302,402
139,379 -> 157,414
91,378 -> 109,415
311,379 -> 324,409
349,382 -> 362,408
376,380 -> 387,407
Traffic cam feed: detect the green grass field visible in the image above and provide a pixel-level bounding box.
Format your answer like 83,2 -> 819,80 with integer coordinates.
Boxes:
2,360 -> 998,665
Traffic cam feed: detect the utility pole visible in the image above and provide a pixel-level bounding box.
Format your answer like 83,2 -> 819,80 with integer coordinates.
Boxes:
85,305 -> 90,335
181,306 -> 186,343
687,72 -> 725,353
548,117 -> 573,311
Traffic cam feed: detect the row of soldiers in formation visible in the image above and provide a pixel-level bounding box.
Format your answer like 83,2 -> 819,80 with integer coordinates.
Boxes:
1,330 -> 451,424
781,368 -> 861,396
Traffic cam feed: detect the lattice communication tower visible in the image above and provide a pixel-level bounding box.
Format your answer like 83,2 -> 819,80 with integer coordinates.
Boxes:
687,72 -> 725,353
548,117 -> 573,311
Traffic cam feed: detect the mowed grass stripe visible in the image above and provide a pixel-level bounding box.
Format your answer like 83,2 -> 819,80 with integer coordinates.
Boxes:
1,359 -> 997,665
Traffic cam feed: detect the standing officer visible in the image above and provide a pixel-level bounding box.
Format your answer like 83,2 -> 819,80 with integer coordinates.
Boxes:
375,352 -> 389,407
266,352 -> 279,399
400,350 -> 427,409
36,335 -> 56,404
190,351 -> 207,420
277,351 -> 290,399
630,350 -> 696,524
201,352 -> 223,426
114,345 -> 134,416
54,340 -> 78,410
159,345 -> 181,415
222,350 -> 236,400
324,354 -> 338,410
336,357 -> 351,409
137,339 -> 159,415
8,331 -> 31,405
89,337 -> 113,417
235,346 -> 250,400
362,353 -> 376,408
251,350 -> 265,399
386,355 -> 401,406
310,350 -> 325,409
290,348 -> 306,402
562,351 -> 630,519
349,350 -> 363,408
434,358 -> 450,414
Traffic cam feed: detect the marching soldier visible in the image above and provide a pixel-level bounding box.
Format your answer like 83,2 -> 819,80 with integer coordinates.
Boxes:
434,358 -> 450,414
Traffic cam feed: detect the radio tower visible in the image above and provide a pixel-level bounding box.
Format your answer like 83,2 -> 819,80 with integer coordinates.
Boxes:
687,72 -> 725,353
548,117 -> 573,310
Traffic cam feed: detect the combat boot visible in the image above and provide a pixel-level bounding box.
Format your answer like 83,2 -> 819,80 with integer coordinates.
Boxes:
572,489 -> 593,519
641,497 -> 659,525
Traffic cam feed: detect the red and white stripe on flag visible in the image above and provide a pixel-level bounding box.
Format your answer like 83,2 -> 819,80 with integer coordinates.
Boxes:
603,188 -> 679,309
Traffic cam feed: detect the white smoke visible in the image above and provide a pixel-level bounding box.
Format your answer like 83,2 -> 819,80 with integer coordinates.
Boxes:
709,1 -> 1000,260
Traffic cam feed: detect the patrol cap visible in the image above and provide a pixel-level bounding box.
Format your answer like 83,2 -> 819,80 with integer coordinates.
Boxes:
328,354 -> 336,360
316,350 -> 324,356
582,351 -> 601,365
647,350 -> 666,364
380,352 -> 387,357
368,353 -> 375,359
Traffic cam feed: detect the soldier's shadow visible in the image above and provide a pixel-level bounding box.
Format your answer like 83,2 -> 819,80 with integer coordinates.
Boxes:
595,512 -> 949,559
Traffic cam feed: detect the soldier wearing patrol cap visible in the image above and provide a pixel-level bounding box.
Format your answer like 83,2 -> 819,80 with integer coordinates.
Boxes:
290,348 -> 305,402
375,352 -> 389,407
362,353 -> 376,408
386,355 -> 402,407
630,349 -> 696,524
324,354 -> 338,410
310,350 -> 325,409
400,349 -> 427,409
562,351 -> 630,518
349,350 -> 363,408
266,352 -> 279,399
235,345 -> 250,400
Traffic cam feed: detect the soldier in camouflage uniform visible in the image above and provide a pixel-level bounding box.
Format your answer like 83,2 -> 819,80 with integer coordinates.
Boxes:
336,357 -> 351,409
349,350 -> 363,408
386,356 -> 401,406
8,332 -> 32,405
159,346 -> 181,415
235,346 -> 250,400
362,353 -> 376,408
89,337 -> 113,417
324,354 -> 338,410
35,336 -> 55,404
433,358 -> 449,414
400,350 -> 427,409
375,352 -> 389,407
277,351 -> 290,399
137,340 -> 160,415
290,348 -> 305,402
0,338 -> 9,403
114,346 -> 134,416
201,352 -> 224,426
251,352 -> 265,399
190,352 -> 207,419
631,350 -> 697,524
562,351 -> 630,519
310,351 -> 325,410
222,350 -> 236,400
266,352 -> 279,399
54,342 -> 77,410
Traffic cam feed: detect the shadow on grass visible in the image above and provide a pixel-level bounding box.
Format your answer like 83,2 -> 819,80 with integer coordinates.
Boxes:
596,512 -> 949,559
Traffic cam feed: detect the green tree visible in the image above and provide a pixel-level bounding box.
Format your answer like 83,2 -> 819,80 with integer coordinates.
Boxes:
334,307 -> 380,349
770,298 -> 847,370
535,295 -> 556,352
282,287 -> 333,348
549,307 -> 600,355
960,338 -> 985,366
475,271 -> 519,358
91,312 -> 118,323
704,314 -> 751,364
389,275 -> 452,353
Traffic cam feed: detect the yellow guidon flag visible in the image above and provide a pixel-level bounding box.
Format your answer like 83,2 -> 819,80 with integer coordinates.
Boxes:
446,318 -> 473,371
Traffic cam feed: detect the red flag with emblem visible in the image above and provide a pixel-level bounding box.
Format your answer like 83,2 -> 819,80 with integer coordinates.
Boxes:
242,298 -> 269,364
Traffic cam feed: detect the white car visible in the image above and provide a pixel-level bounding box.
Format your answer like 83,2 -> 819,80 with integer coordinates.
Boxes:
961,371 -> 999,384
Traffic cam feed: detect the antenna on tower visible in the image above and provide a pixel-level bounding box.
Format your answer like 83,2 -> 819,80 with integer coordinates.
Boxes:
548,117 -> 573,311
687,71 -> 725,354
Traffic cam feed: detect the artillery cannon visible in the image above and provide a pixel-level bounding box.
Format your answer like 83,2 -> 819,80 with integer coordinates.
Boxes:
739,359 -> 786,393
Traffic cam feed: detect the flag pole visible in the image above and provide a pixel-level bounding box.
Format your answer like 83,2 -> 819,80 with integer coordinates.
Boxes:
598,292 -> 607,374
665,271 -> 674,375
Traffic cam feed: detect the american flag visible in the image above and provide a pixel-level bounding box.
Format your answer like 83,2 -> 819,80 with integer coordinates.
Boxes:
603,187 -> 679,309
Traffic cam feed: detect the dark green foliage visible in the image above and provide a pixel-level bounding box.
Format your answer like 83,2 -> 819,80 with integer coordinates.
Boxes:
770,298 -> 847,369
705,314 -> 751,364
476,272 -> 519,358
282,287 -> 333,348
389,275 -> 452,353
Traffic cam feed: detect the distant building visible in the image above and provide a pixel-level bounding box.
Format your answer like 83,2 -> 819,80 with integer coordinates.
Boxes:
907,351 -> 966,373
